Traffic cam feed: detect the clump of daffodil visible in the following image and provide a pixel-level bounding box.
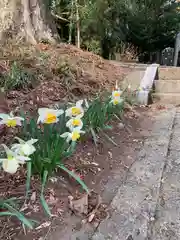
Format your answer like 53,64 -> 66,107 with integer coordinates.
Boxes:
65,100 -> 84,118
0,112 -> 24,127
60,127 -> 85,142
11,137 -> 38,156
0,144 -> 30,174
37,108 -> 64,124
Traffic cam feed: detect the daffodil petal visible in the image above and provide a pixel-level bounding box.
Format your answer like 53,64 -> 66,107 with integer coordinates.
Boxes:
11,143 -> 21,151
55,109 -> 64,117
38,108 -> 49,115
27,138 -> 38,145
0,120 -> 5,125
37,113 -> 46,124
76,100 -> 83,107
0,113 -> 9,120
60,132 -> 69,138
2,159 -> 19,174
17,155 -> 31,163
21,144 -> 36,156
65,108 -> 72,117
66,135 -> 72,143
1,144 -> 14,157
66,120 -> 71,128
14,118 -> 23,126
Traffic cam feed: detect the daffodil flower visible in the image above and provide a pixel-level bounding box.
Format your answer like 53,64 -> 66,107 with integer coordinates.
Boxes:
11,137 -> 38,156
112,90 -> 122,98
60,128 -> 85,142
37,108 -> 64,124
66,116 -> 83,131
0,144 -> 30,174
111,97 -> 123,105
0,112 -> 24,127
65,100 -> 84,118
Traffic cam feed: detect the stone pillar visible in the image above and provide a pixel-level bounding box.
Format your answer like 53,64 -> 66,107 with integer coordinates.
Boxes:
173,32 -> 180,66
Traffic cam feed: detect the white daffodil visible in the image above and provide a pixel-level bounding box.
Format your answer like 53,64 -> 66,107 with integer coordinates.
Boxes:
111,97 -> 123,105
65,100 -> 84,118
0,144 -> 30,174
66,116 -> 83,131
11,137 -> 38,156
0,112 -> 24,127
112,89 -> 122,99
37,108 -> 64,124
60,128 -> 85,142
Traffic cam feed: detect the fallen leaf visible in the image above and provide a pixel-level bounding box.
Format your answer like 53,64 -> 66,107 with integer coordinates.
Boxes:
49,177 -> 58,183
30,192 -> 36,202
68,194 -> 88,215
47,193 -> 58,205
108,151 -> 112,159
35,221 -> 51,230
88,213 -> 95,222
91,162 -> 99,166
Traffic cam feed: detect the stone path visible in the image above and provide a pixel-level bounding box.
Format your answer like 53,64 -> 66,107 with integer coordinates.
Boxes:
91,107 -> 180,240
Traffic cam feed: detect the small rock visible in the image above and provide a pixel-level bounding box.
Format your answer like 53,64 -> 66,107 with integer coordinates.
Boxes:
118,122 -> 124,129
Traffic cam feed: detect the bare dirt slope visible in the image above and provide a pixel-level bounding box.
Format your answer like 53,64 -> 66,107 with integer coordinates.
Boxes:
0,43 -> 131,112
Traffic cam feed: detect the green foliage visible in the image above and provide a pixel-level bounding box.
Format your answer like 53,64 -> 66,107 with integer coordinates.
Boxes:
82,39 -> 101,55
126,0 -> 180,53
83,94 -> 124,132
20,108 -> 88,214
49,0 -> 180,59
1,62 -> 35,91
20,110 -> 74,176
0,198 -> 34,229
83,93 -> 124,145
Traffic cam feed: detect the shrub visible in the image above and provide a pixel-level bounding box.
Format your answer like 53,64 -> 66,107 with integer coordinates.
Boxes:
2,62 -> 36,91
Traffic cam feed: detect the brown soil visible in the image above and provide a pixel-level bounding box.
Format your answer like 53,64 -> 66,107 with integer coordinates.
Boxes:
0,106 -> 154,240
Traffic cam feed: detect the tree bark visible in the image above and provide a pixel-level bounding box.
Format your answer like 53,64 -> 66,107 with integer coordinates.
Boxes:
0,0 -> 58,44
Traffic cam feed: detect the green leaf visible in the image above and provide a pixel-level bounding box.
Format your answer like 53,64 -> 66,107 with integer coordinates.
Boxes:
0,211 -> 16,216
3,203 -> 34,229
40,195 -> 51,217
26,161 -> 32,200
58,164 -> 89,193
90,127 -> 98,146
40,170 -> 51,216
103,125 -> 113,130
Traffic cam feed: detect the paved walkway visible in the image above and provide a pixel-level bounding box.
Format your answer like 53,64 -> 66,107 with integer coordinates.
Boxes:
91,107 -> 180,240
66,106 -> 180,240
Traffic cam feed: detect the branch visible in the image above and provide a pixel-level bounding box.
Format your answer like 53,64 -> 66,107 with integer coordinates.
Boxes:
51,11 -> 70,22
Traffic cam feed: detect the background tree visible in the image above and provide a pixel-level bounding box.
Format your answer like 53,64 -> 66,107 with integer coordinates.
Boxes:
126,0 -> 180,61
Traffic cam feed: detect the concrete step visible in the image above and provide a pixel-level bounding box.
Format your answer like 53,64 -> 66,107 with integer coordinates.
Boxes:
153,93 -> 180,104
159,67 -> 180,80
154,80 -> 180,93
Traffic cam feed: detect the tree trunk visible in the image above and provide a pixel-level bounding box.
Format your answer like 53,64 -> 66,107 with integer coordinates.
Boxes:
75,0 -> 80,48
0,0 -> 58,44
